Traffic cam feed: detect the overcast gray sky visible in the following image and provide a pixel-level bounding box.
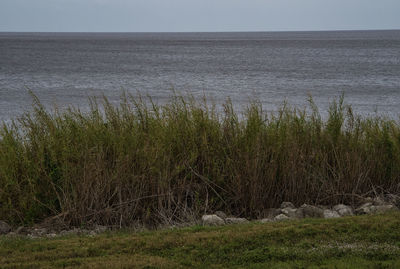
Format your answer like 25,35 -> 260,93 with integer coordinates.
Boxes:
1,0 -> 399,32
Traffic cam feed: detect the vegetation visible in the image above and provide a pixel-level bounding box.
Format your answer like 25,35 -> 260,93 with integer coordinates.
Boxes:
1,213 -> 400,268
0,92 -> 399,227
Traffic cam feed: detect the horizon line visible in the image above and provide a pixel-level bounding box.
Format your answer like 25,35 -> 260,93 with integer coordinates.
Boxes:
1,28 -> 400,34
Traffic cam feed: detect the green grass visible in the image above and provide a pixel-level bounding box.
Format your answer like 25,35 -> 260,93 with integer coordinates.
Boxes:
1,212 -> 400,268
0,92 -> 400,227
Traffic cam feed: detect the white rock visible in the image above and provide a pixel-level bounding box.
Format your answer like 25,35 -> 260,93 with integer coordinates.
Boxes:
355,203 -> 374,215
215,211 -> 228,219
374,205 -> 398,214
386,194 -> 400,207
373,197 -> 387,206
260,218 -> 273,223
27,234 -> 39,239
225,218 -> 249,224
16,226 -> 28,235
280,202 -> 295,209
89,230 -> 97,236
281,207 -> 304,219
5,232 -> 17,238
46,233 -> 57,238
333,204 -> 354,216
300,204 -> 324,218
32,228 -> 47,236
263,208 -> 281,219
323,209 -> 340,219
0,221 -> 11,235
201,215 -> 225,226
94,225 -> 107,233
60,229 -> 80,236
274,214 -> 290,221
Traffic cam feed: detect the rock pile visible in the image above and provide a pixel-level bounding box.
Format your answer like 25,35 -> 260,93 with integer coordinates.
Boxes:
201,214 -> 249,226
0,196 -> 399,237
201,196 -> 399,226
0,224 -> 108,239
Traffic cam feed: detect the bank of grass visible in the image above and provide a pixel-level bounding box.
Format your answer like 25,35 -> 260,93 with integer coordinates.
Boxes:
0,92 -> 400,227
1,212 -> 400,268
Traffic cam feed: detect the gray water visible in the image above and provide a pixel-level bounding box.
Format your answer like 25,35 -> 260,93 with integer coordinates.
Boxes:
1,30 -> 400,122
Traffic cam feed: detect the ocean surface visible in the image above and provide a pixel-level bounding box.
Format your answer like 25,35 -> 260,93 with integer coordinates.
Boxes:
1,30 -> 400,122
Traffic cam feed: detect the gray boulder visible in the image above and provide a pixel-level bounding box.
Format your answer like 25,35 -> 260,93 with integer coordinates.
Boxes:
300,204 -> 324,218
281,207 -> 303,219
5,232 -> 18,238
374,205 -> 398,214
274,214 -> 291,221
0,221 -> 11,235
16,226 -> 29,235
202,215 -> 225,226
333,204 -> 354,216
355,202 -> 398,215
263,208 -> 281,219
373,197 -> 387,206
260,218 -> 273,223
215,211 -> 228,220
280,202 -> 295,209
94,225 -> 107,234
355,203 -> 375,215
225,217 -> 249,224
386,194 -> 400,207
59,229 -> 81,236
46,233 -> 57,238
31,228 -> 47,236
323,209 -> 340,219
364,197 -> 373,203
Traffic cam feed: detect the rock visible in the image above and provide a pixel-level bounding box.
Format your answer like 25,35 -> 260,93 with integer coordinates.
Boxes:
260,218 -> 273,223
27,234 -> 39,239
386,194 -> 400,207
5,232 -> 18,238
300,204 -> 324,218
94,225 -> 107,233
60,229 -> 80,236
59,230 -> 69,236
280,202 -> 295,209
225,218 -> 249,224
46,233 -> 57,238
263,208 -> 281,219
373,197 -> 387,206
201,215 -> 225,226
323,209 -> 340,219
333,204 -> 354,216
215,211 -> 228,220
294,208 -> 305,218
281,207 -> 303,219
16,226 -> 29,235
0,221 -> 11,235
374,205 -> 398,214
364,197 -> 373,202
355,203 -> 374,215
79,229 -> 90,235
32,228 -> 47,236
89,230 -> 97,236
355,202 -> 398,215
274,214 -> 291,221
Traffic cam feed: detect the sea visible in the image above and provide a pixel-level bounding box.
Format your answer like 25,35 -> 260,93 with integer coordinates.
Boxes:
1,30 -> 400,122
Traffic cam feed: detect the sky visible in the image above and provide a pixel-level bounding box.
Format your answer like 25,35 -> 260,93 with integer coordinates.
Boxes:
1,0 -> 400,32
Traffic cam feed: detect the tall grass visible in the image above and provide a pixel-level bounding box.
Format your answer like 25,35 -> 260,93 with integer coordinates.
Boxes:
0,92 -> 399,227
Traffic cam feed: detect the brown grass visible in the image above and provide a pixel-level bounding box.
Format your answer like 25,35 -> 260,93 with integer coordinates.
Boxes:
0,92 -> 399,227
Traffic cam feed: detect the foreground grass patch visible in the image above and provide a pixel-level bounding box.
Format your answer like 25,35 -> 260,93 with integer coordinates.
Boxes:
1,213 -> 400,268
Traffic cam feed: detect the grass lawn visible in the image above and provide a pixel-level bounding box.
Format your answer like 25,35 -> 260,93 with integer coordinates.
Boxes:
1,212 -> 400,268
